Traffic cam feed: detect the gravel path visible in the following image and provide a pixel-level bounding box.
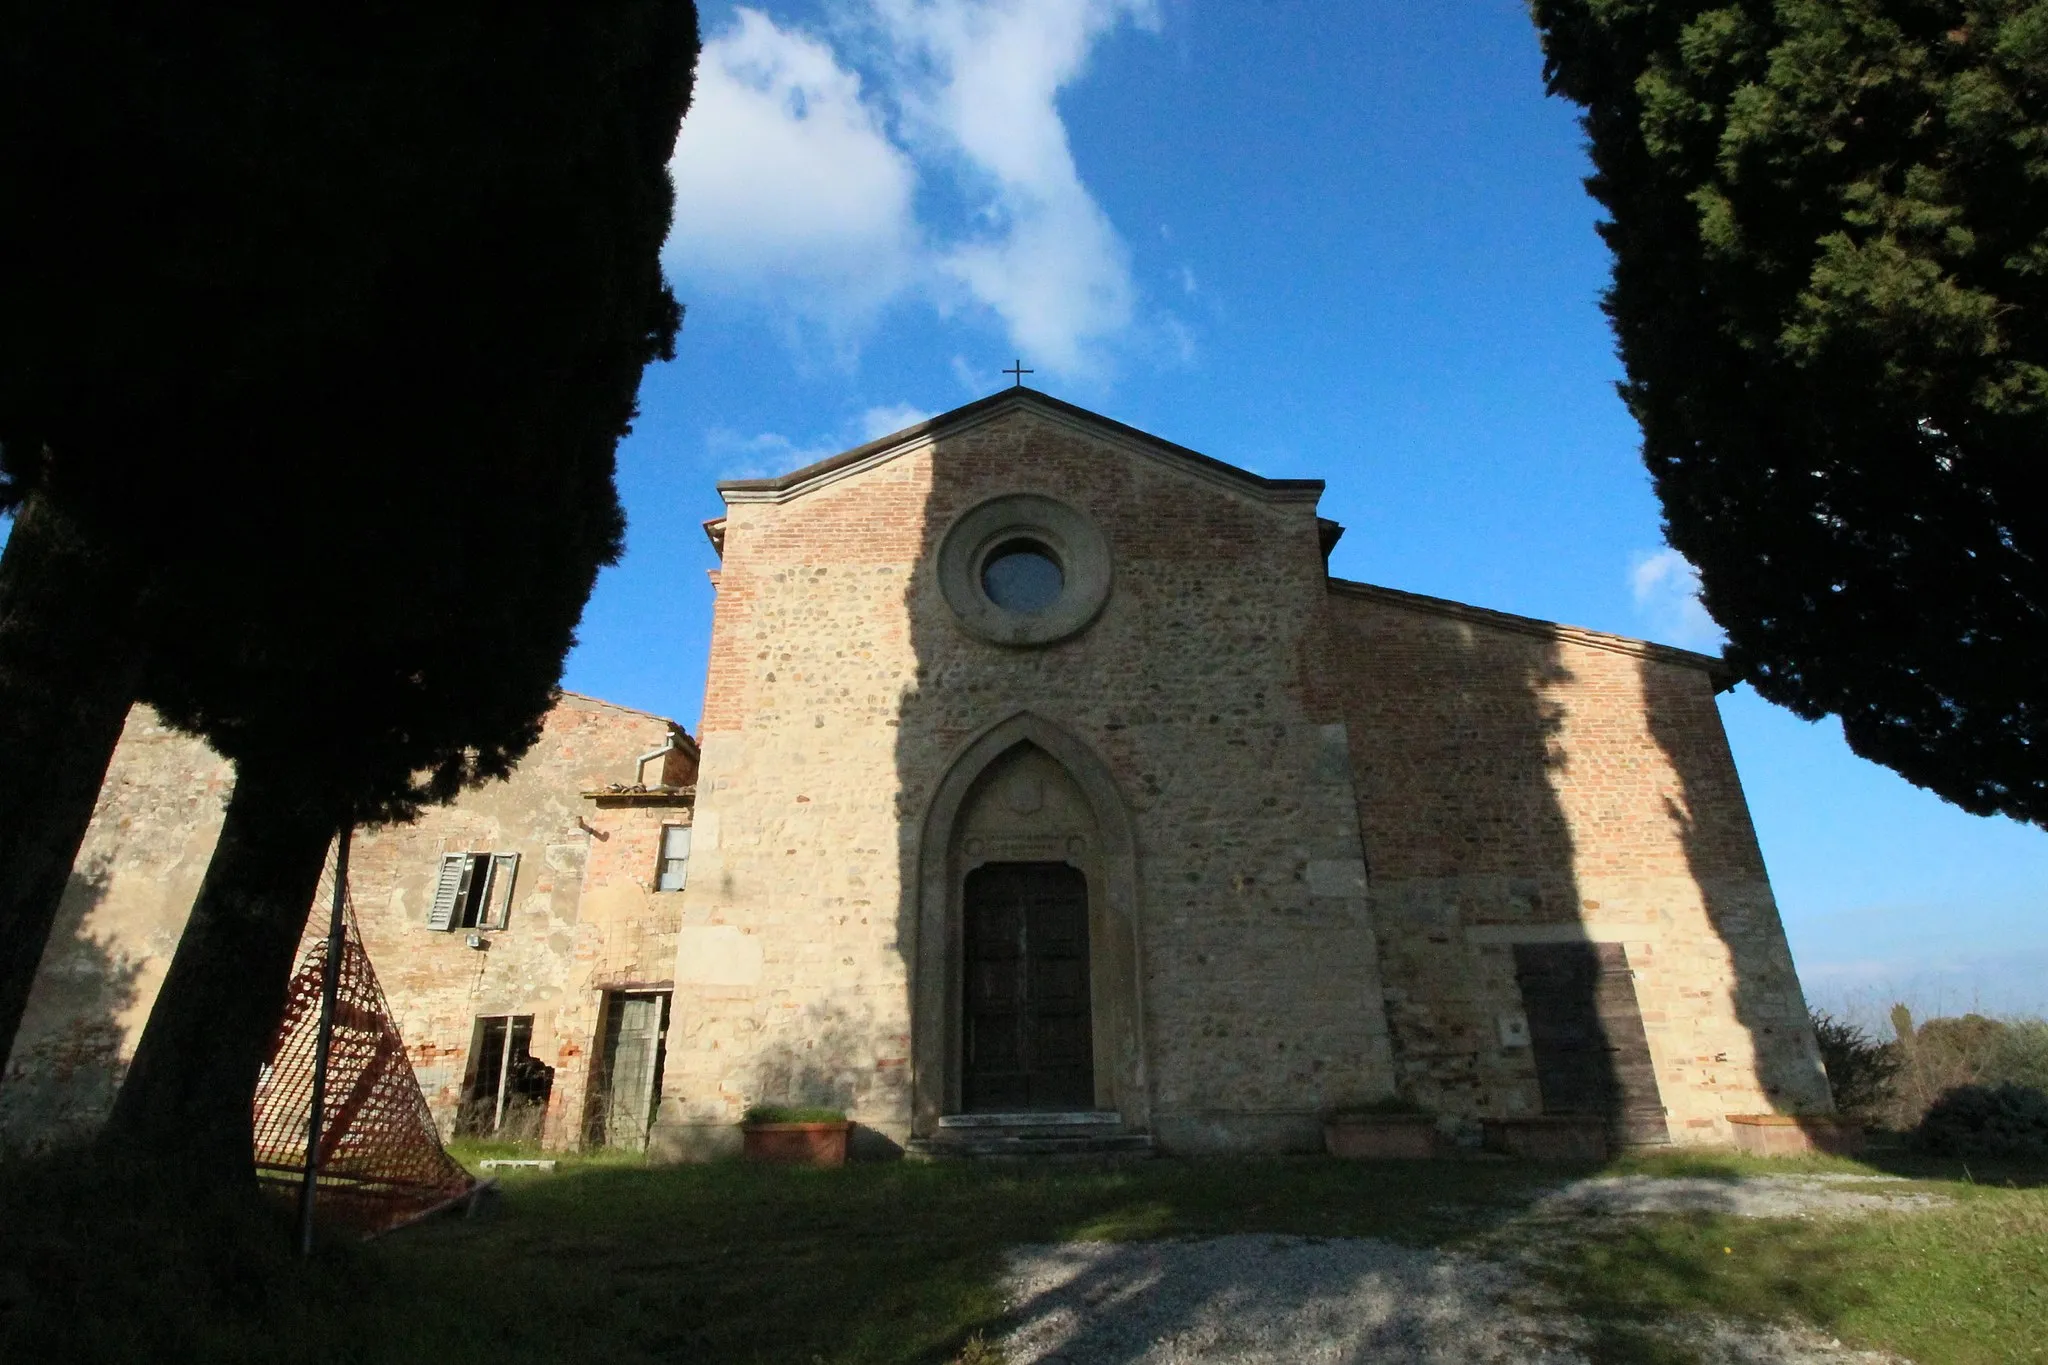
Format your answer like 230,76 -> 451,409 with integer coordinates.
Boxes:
1531,1173 -> 1950,1220
997,1234 -> 1578,1365
992,1174 -> 1940,1364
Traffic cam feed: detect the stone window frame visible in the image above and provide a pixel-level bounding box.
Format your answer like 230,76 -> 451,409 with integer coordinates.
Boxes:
934,493 -> 1113,647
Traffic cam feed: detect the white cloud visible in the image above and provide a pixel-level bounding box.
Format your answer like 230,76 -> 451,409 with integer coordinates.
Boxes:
1629,548 -> 1724,652
875,0 -> 1151,375
858,403 -> 933,439
666,9 -> 920,331
709,399 -> 935,478
664,2 -> 1154,376
703,425 -> 840,481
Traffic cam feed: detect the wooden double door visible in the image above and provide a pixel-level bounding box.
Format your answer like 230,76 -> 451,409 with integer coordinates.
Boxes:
962,862 -> 1095,1111
1514,942 -> 1670,1145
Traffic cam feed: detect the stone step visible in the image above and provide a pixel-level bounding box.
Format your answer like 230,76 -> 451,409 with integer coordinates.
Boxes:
936,1110 -> 1122,1137
907,1131 -> 1156,1162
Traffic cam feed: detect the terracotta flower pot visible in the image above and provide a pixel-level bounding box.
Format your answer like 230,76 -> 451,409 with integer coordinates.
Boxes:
741,1120 -> 852,1166
1324,1113 -> 1439,1159
1727,1114 -> 1865,1157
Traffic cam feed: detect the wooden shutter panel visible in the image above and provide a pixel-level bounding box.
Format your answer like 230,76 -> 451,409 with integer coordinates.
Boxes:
480,852 -> 520,929
657,826 -> 691,891
427,854 -> 470,931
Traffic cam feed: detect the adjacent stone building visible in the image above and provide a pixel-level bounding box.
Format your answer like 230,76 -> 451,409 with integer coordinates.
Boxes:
2,388 -> 1831,1157
2,693 -> 697,1151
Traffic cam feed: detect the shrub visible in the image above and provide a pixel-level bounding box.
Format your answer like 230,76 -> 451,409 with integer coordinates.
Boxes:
1988,1020 -> 2048,1093
742,1105 -> 846,1125
1811,1010 -> 1899,1123
1914,1083 -> 2048,1162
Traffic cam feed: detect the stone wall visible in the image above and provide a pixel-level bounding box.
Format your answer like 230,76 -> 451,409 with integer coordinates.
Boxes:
662,397 -> 1400,1157
0,708 -> 231,1148
1322,582 -> 1832,1143
332,693 -> 687,1144
1,693 -> 689,1151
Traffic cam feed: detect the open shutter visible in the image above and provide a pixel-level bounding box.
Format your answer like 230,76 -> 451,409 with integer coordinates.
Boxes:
480,852 -> 519,929
427,853 -> 470,931
656,826 -> 691,891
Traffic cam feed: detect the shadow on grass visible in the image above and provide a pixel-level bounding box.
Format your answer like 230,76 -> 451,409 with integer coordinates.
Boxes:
1,1151 -> 1570,1365
6,1148 -> 2043,1364
400,1156 -> 1585,1365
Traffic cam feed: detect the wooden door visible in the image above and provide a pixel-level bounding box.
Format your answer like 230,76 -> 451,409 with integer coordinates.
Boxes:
962,862 -> 1094,1111
600,992 -> 668,1149
1513,942 -> 1670,1144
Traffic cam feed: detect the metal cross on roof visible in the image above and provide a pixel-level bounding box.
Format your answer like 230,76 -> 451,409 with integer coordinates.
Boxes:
1002,358 -> 1033,387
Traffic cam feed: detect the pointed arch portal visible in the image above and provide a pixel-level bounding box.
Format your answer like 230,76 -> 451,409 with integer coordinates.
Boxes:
911,712 -> 1148,1134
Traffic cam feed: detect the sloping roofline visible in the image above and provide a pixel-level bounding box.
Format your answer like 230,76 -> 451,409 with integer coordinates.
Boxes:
1327,578 -> 1736,689
557,689 -> 699,757
715,387 -> 1325,506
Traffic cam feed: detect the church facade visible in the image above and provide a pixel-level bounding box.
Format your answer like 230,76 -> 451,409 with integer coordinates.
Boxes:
653,388 -> 1829,1156
3,389 -> 1832,1157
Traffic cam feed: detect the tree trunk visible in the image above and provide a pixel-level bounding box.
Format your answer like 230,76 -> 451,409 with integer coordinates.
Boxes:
0,493 -> 146,1081
101,754 -> 337,1188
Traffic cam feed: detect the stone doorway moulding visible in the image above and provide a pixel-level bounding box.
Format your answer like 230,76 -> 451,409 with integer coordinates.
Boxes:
912,711 -> 1149,1136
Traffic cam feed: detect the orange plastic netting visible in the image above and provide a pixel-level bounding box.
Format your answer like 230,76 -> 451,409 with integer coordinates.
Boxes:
251,884 -> 473,1235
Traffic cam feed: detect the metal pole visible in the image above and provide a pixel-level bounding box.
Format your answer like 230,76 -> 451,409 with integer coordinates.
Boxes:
298,823 -> 351,1258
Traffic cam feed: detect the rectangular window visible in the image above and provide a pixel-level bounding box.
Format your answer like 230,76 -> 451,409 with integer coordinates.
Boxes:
457,1014 -> 553,1139
427,851 -> 520,931
656,825 -> 691,892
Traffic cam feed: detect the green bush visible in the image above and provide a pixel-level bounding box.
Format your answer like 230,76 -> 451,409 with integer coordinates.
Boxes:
741,1105 -> 846,1125
1988,1020 -> 2048,1093
1914,1083 -> 2048,1162
1811,1010 -> 1900,1123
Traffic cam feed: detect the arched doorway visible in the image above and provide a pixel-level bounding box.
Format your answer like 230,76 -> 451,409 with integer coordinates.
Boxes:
912,714 -> 1147,1134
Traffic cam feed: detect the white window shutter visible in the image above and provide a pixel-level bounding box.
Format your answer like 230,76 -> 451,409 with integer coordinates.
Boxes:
657,826 -> 691,891
427,853 -> 469,931
481,852 -> 519,929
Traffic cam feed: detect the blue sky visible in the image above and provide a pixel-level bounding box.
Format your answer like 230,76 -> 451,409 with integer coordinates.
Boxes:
10,2 -> 2038,1020
581,0 -> 2046,1022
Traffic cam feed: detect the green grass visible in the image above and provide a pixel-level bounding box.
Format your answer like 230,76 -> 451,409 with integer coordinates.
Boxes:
1528,1153 -> 2048,1364
2,1147 -> 2042,1364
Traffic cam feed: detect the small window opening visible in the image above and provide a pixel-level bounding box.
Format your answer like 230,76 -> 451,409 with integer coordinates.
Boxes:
457,1014 -> 554,1140
656,825 -> 691,892
980,540 -> 1064,614
427,851 -> 519,931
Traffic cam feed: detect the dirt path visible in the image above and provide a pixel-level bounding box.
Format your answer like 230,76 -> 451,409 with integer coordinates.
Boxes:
994,1174 -> 1934,1365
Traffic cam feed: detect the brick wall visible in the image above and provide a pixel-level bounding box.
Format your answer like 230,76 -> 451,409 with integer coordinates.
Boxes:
663,399 -> 1399,1156
1322,584 -> 1832,1142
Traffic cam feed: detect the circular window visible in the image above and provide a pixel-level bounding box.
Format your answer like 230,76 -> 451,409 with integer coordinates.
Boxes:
936,494 -> 1111,646
980,540 -> 1064,614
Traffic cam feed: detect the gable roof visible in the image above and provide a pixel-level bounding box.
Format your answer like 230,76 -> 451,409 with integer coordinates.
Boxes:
1327,577 -> 1736,689
716,387 -> 1325,506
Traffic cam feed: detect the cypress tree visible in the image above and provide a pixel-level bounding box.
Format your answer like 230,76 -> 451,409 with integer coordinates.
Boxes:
1532,0 -> 2047,825
0,0 -> 699,1147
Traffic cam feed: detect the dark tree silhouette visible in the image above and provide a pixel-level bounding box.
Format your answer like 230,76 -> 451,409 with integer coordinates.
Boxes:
1532,0 -> 2047,825
0,0 -> 699,1174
